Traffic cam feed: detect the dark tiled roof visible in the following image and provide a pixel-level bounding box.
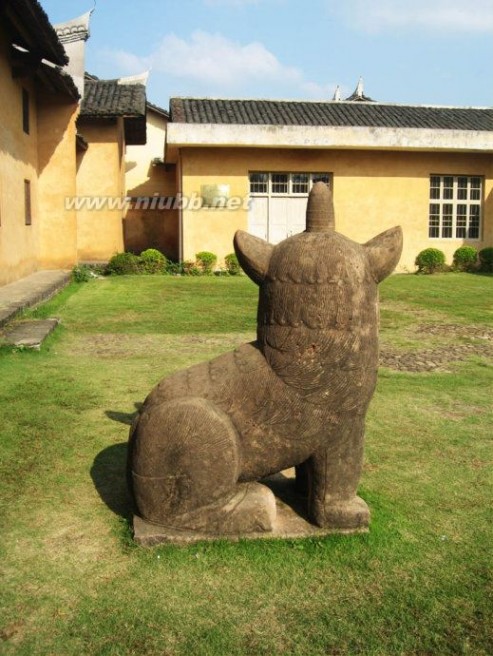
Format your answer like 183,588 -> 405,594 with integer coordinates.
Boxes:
170,98 -> 493,132
79,79 -> 147,145
80,79 -> 147,118
345,91 -> 375,102
2,0 -> 68,66
11,44 -> 79,99
39,62 -> 80,100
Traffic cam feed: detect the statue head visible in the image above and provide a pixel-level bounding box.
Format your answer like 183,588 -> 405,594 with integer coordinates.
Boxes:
234,183 -> 403,382
235,182 -> 402,293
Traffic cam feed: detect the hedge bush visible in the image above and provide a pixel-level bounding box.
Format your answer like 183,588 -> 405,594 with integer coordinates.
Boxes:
140,248 -> 167,274
478,247 -> 493,272
72,264 -> 93,283
182,260 -> 202,276
195,251 -> 217,274
415,248 -> 446,274
106,252 -> 142,275
452,246 -> 478,272
224,253 -> 241,275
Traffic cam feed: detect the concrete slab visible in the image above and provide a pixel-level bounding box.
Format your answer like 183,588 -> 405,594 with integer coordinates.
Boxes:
133,471 -> 368,546
1,319 -> 60,350
0,270 -> 70,327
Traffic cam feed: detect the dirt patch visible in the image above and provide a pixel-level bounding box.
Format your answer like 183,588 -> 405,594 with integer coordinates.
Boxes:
64,325 -> 492,373
64,332 -> 255,359
416,323 -> 493,341
380,323 -> 492,372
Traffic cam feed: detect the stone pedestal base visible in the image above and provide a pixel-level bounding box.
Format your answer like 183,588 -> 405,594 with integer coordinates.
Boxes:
133,470 -> 369,546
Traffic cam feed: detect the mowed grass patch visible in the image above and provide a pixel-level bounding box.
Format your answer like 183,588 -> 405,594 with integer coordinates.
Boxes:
1,273 -> 492,655
380,271 -> 493,325
28,276 -> 258,334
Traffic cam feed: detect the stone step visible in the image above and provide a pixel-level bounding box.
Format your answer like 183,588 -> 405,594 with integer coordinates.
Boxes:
0,270 -> 70,328
1,319 -> 60,350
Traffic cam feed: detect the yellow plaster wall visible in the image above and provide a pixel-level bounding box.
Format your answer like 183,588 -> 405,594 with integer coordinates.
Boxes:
179,147 -> 493,271
124,111 -> 179,258
76,119 -> 125,261
36,94 -> 79,270
0,27 -> 40,285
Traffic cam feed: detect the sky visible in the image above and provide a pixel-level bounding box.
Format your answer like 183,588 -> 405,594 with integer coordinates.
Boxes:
41,0 -> 493,109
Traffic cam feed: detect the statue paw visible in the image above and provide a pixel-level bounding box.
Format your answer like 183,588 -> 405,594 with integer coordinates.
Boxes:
311,495 -> 370,530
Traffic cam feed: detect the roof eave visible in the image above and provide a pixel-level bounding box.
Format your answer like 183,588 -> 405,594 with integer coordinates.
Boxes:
165,123 -> 493,163
2,0 -> 68,67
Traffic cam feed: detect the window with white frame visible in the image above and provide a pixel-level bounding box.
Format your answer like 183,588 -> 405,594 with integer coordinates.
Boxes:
429,175 -> 482,239
249,172 -> 331,196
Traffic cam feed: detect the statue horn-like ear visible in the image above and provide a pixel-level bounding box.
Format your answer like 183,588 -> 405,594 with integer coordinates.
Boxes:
364,226 -> 403,283
234,230 -> 274,285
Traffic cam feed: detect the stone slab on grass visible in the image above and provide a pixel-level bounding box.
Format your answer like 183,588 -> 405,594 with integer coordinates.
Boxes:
133,470 -> 368,547
0,270 -> 70,327
1,319 -> 60,350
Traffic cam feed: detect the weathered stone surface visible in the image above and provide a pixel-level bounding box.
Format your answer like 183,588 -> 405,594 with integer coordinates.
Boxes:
133,470 -> 368,546
0,270 -> 70,327
1,318 -> 59,349
128,182 -> 402,539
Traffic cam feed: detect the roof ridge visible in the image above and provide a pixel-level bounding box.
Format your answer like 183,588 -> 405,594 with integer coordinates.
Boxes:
170,97 -> 492,111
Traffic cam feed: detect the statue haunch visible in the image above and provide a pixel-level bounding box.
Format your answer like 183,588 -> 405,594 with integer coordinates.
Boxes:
128,183 -> 403,535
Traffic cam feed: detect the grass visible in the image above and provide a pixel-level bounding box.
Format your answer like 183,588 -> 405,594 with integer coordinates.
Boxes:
0,272 -> 492,655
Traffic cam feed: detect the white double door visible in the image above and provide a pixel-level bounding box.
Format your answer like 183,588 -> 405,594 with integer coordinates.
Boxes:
248,196 -> 308,244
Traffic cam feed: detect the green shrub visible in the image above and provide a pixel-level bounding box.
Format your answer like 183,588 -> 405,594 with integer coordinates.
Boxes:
478,247 -> 493,272
72,264 -> 93,283
415,248 -> 446,274
165,260 -> 183,275
88,263 -> 107,276
140,248 -> 167,274
106,252 -> 142,275
195,251 -> 217,275
224,253 -> 241,275
182,260 -> 201,276
452,246 -> 478,272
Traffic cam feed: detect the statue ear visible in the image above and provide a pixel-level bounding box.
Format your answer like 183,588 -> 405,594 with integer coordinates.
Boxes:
364,226 -> 403,283
234,230 -> 274,285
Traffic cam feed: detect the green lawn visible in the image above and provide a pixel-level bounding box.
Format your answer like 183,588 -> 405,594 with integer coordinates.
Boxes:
0,273 -> 492,655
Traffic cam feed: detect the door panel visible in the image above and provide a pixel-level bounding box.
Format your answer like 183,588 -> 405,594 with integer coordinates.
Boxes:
248,197 -> 268,240
286,197 -> 307,237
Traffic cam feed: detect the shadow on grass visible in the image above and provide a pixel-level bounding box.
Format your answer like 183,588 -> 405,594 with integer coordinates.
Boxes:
91,442 -> 133,520
105,402 -> 142,426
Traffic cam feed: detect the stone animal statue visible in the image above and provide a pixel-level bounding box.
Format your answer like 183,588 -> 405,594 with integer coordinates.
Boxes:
128,183 -> 402,535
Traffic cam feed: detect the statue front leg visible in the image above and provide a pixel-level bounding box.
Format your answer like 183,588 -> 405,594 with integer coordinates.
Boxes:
307,413 -> 370,530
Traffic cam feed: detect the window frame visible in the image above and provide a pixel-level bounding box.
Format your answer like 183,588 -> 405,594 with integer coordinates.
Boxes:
24,179 -> 32,226
428,174 -> 482,240
22,88 -> 30,135
249,172 -> 332,197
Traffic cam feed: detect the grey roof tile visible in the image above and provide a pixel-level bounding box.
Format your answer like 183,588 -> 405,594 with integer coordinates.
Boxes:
170,98 -> 493,132
80,79 -> 146,118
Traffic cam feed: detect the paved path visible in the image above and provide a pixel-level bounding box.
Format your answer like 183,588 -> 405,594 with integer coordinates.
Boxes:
0,270 -> 71,327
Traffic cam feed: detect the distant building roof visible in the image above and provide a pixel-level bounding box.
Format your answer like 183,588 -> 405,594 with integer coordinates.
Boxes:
170,98 -> 493,132
1,0 -> 68,66
344,77 -> 375,102
80,79 -> 147,118
79,77 -> 147,145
